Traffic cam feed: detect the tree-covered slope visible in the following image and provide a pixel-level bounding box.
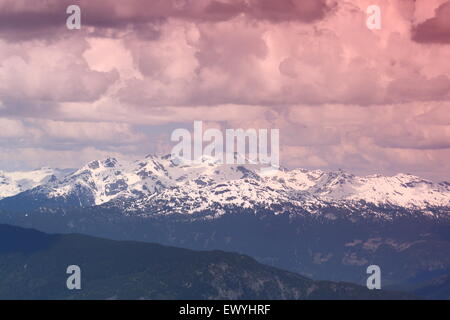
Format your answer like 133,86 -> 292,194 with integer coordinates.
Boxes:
0,224 -> 412,300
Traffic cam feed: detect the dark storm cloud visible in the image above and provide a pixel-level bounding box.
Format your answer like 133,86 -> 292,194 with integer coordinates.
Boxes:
0,0 -> 331,41
412,1 -> 450,44
245,0 -> 332,23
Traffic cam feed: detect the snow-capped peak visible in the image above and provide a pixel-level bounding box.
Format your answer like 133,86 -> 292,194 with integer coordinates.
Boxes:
0,156 -> 449,216
0,167 -> 71,200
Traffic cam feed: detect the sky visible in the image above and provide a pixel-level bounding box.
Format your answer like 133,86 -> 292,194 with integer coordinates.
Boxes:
0,0 -> 450,181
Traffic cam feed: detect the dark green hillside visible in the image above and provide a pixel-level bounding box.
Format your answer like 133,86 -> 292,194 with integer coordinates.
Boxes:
0,224 -> 412,300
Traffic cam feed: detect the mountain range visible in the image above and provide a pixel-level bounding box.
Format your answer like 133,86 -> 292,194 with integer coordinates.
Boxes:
0,224 -> 414,300
0,167 -> 71,200
0,155 -> 449,216
0,155 -> 449,299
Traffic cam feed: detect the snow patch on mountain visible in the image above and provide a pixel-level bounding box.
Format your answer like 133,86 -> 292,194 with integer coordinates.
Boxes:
0,156 -> 449,215
0,168 -> 71,200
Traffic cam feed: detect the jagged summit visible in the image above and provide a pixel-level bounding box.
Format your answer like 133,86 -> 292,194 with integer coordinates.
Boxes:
0,155 -> 449,218
0,167 -> 70,200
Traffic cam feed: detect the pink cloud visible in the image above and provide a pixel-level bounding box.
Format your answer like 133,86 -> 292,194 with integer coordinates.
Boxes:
413,1 -> 450,43
0,0 -> 449,181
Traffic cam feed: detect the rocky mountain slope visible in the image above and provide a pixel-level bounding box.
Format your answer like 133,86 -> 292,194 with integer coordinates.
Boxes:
0,156 -> 449,298
0,155 -> 448,220
0,167 -> 71,200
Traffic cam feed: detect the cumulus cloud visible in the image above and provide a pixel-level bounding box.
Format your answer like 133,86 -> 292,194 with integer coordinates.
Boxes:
0,0 -> 331,41
0,36 -> 118,117
109,0 -> 450,108
0,0 -> 449,181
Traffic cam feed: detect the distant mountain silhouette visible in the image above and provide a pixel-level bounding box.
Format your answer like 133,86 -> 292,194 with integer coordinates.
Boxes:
0,224 -> 413,300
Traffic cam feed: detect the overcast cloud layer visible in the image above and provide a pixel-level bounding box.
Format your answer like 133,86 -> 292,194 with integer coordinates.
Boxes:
0,0 -> 449,181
